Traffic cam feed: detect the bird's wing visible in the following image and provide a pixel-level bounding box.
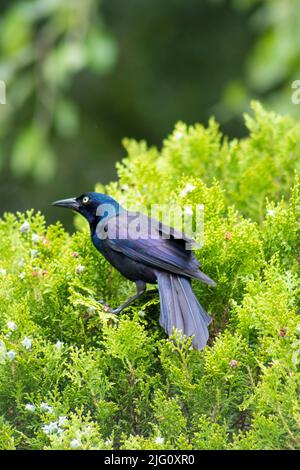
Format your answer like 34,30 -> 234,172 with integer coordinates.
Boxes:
157,219 -> 197,245
100,211 -> 214,285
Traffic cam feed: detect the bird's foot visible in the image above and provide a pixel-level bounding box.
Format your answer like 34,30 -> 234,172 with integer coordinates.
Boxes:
97,299 -> 115,314
110,307 -> 123,315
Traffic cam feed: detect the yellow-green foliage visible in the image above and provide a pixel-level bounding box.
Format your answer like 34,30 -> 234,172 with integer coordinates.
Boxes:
0,102 -> 299,450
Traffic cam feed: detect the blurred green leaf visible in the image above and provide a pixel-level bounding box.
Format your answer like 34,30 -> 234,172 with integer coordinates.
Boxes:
86,31 -> 118,73
11,124 -> 56,182
1,9 -> 32,55
32,145 -> 56,183
55,99 -> 79,138
43,43 -> 86,86
11,124 -> 44,177
0,0 -> 118,184
247,29 -> 294,91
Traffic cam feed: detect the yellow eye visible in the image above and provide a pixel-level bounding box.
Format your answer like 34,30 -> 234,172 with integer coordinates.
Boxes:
82,196 -> 89,204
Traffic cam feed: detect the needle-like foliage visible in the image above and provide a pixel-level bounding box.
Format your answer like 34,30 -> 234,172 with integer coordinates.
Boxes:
0,102 -> 299,449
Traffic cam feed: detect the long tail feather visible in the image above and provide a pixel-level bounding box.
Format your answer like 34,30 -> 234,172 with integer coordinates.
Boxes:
155,271 -> 211,350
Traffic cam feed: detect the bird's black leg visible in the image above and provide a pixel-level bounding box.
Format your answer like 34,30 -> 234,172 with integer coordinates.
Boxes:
100,280 -> 147,314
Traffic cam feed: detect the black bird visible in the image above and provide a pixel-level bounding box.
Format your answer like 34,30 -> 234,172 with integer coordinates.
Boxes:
53,192 -> 216,349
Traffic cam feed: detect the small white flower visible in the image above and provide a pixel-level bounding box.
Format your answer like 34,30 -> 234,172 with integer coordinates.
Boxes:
104,439 -> 112,447
174,131 -> 183,140
21,337 -> 32,350
30,249 -> 39,258
6,350 -> 17,361
75,264 -> 85,274
40,402 -> 54,413
267,209 -> 275,217
19,272 -> 26,280
7,321 -> 18,331
18,258 -> 25,267
58,416 -> 67,426
20,221 -> 30,233
25,403 -> 36,412
87,306 -> 96,314
31,233 -> 40,244
42,421 -> 61,435
70,439 -> 81,449
155,436 -> 164,445
54,340 -> 64,351
180,183 -> 196,197
5,332 -> 11,339
0,268 -> 7,276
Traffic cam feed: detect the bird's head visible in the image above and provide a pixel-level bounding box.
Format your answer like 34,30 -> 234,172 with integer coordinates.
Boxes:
52,192 -> 122,226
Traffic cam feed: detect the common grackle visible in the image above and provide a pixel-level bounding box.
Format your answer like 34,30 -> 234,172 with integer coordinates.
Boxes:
53,192 -> 216,349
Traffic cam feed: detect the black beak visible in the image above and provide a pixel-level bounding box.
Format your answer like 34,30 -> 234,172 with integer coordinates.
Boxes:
52,197 -> 80,210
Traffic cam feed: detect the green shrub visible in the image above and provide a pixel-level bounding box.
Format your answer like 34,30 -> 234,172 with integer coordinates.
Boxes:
0,102 -> 299,449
